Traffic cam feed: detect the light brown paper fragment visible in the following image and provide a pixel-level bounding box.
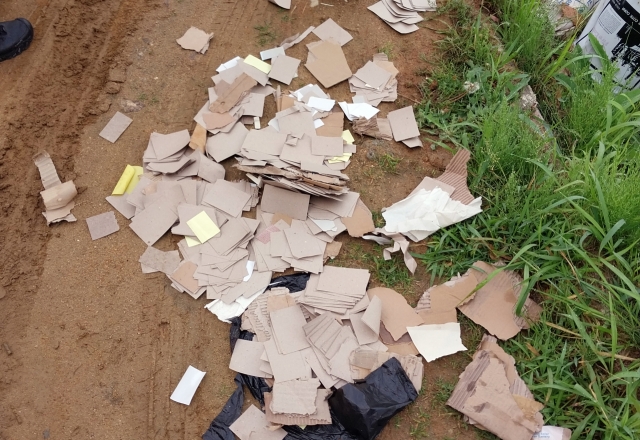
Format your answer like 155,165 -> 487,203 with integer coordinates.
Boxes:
367,287 -> 423,341
86,211 -> 120,240
99,111 -> 133,143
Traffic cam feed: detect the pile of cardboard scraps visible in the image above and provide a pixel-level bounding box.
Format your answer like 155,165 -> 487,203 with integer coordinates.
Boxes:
226,280 -> 425,429
368,0 -> 436,34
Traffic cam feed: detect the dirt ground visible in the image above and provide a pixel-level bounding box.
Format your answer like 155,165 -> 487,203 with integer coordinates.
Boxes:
0,0 -> 486,439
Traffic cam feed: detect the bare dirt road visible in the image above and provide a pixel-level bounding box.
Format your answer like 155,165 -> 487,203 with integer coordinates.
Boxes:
0,0 -> 482,438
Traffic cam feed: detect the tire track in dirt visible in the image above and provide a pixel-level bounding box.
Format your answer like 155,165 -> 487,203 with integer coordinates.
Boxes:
0,0 -> 155,433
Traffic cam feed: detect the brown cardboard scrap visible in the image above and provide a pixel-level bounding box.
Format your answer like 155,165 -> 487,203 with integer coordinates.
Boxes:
305,41 -> 352,88
310,191 -> 359,218
202,179 -> 251,218
129,201 -> 179,246
341,199 -> 375,237
138,247 -> 181,275
447,351 -> 543,440
268,55 -> 301,85
317,266 -> 370,296
315,111 -> 344,137
189,123 -> 207,153
263,338 -> 310,383
270,378 -> 320,415
270,305 -> 311,354
171,261 -> 200,294
261,184 -> 310,220
149,130 -> 191,161
241,129 -> 288,156
402,136 -> 423,148
283,228 -> 325,259
229,339 -> 272,378
367,287 -> 424,341
415,274 -> 478,324
99,111 -> 133,143
323,241 -> 342,261
230,405 -> 287,440
311,135 -> 343,157
349,348 -> 423,391
86,211 -> 120,240
203,112 -> 236,130
210,74 -> 257,114
387,106 -> 420,142
176,27 -> 214,54
435,149 -> 475,204
206,122 -> 248,163
458,261 -> 534,340
106,195 -> 136,219
41,180 -> 77,210
33,151 -> 62,190
361,294 -> 382,335
264,389 -> 332,426
312,18 -> 353,46
353,61 -> 393,91
242,93 -> 266,117
349,312 -> 379,345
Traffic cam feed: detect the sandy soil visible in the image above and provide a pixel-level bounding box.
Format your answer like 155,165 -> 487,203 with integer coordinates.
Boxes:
0,0 -> 484,438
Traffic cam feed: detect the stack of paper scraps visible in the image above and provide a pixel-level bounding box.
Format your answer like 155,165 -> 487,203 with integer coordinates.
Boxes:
226,281 -> 425,428
368,0 -> 435,34
364,149 -> 482,273
33,151 -> 78,225
176,27 -> 214,54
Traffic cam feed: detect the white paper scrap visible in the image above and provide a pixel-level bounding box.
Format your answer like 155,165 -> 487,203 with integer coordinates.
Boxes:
382,188 -> 482,242
204,288 -> 266,323
260,47 -> 286,60
407,323 -> 467,362
308,97 -> 336,112
170,366 -> 206,405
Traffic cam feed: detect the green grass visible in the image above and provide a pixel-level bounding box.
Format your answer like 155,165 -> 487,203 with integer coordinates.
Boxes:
254,22 -> 277,46
377,153 -> 401,174
417,0 -> 640,438
379,41 -> 395,59
372,254 -> 412,292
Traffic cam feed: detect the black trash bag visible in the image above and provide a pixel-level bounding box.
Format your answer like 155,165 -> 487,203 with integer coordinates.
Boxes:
268,273 -> 310,293
282,409 -> 359,440
202,374 -> 244,440
328,358 -> 418,440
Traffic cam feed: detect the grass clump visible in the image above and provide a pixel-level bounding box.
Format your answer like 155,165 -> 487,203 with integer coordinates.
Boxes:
417,0 -> 640,436
254,22 -> 277,46
377,153 -> 402,174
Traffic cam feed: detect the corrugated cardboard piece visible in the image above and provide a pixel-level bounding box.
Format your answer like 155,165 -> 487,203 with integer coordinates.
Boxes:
459,261 -> 541,340
447,335 -> 544,440
230,405 -> 287,440
367,287 -> 423,341
33,151 -> 77,225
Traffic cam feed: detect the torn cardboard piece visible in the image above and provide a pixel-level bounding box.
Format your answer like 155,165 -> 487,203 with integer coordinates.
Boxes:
176,27 -> 214,54
99,111 -> 133,143
305,40 -> 352,88
230,404 -> 287,440
86,211 -> 120,240
33,151 -> 78,225
367,287 -> 423,341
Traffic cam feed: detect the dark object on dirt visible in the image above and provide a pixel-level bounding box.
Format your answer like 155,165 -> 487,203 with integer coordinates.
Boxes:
329,357 -> 418,440
0,19 -> 33,62
3,342 -> 12,356
282,415 -> 358,440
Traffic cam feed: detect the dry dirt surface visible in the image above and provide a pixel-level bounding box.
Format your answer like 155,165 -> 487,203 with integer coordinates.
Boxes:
0,0 -> 482,439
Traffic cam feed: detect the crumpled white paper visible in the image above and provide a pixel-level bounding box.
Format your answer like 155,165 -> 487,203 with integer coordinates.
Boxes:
382,187 -> 482,242
204,288 -> 266,323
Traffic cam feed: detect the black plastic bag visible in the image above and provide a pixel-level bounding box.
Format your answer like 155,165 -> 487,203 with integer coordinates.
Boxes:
268,273 -> 310,294
282,410 -> 358,440
328,358 -> 418,440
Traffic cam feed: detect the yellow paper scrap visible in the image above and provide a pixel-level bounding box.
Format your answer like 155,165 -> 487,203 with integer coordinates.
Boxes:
342,130 -> 355,144
328,153 -> 352,163
185,236 -> 202,247
125,166 -> 144,194
112,165 -> 135,195
245,54 -> 271,74
187,211 -> 220,243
